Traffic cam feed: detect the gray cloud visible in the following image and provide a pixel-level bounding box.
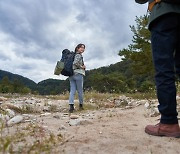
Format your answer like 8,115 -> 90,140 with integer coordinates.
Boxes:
0,0 -> 147,82
0,53 -> 9,61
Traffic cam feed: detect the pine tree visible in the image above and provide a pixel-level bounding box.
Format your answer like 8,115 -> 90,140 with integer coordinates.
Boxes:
119,15 -> 155,92
119,15 -> 154,77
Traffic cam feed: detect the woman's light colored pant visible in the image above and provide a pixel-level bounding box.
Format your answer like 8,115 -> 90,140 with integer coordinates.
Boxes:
69,74 -> 83,105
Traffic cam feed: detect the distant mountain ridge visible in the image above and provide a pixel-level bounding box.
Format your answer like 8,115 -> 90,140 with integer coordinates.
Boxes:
0,69 -> 37,90
0,69 -> 67,95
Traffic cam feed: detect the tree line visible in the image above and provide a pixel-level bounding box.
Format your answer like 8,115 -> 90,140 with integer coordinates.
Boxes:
0,76 -> 31,94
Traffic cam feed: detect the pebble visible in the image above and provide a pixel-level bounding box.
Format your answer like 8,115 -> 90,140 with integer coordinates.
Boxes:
70,115 -> 79,119
69,119 -> 93,126
63,113 -> 69,116
149,107 -> 160,117
40,113 -> 51,116
6,109 -> 15,118
125,106 -> 133,109
25,100 -> 36,104
135,103 -> 141,107
59,125 -> 67,130
144,102 -> 150,109
0,114 -> 10,121
176,96 -> 180,100
24,120 -> 32,122
53,115 -> 60,119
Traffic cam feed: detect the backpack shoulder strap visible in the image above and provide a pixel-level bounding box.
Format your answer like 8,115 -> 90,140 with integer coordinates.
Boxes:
148,0 -> 161,11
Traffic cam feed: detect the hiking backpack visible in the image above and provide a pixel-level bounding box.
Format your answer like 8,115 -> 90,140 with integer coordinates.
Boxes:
54,49 -> 75,76
60,49 -> 75,77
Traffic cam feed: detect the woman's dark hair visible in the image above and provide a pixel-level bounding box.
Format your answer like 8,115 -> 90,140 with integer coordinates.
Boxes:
75,43 -> 85,53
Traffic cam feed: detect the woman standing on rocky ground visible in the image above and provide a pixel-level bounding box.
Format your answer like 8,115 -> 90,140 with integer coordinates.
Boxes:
69,43 -> 86,113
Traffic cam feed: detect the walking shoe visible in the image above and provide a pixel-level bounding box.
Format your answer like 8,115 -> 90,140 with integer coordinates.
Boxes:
79,104 -> 84,110
145,123 -> 180,138
69,104 -> 74,113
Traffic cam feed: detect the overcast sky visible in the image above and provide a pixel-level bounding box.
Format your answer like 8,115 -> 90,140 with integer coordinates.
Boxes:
0,0 -> 147,83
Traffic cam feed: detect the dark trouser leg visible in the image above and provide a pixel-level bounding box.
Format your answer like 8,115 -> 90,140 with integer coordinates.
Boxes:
175,19 -> 180,80
150,13 -> 179,124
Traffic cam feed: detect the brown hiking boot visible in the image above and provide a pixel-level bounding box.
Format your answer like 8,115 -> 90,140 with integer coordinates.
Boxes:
145,123 -> 180,138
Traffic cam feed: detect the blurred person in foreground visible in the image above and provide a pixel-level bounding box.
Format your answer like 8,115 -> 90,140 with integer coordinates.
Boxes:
135,0 -> 180,138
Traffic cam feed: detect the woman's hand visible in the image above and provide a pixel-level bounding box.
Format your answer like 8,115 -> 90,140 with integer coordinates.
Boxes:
81,65 -> 86,70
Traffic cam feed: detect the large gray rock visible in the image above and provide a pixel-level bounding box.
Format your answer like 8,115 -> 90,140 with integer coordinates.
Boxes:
69,119 -> 80,126
7,115 -> 24,126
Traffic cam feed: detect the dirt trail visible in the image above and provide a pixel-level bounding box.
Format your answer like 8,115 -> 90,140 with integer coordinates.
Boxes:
40,105 -> 180,154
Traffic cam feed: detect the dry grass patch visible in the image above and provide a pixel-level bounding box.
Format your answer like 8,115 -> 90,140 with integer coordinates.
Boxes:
125,92 -> 157,100
7,104 -> 40,114
0,122 -> 63,153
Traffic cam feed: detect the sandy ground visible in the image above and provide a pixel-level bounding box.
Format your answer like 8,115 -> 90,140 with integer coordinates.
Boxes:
34,104 -> 180,154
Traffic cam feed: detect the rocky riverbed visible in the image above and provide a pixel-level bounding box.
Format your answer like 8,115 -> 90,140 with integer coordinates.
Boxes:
0,94 -> 180,153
